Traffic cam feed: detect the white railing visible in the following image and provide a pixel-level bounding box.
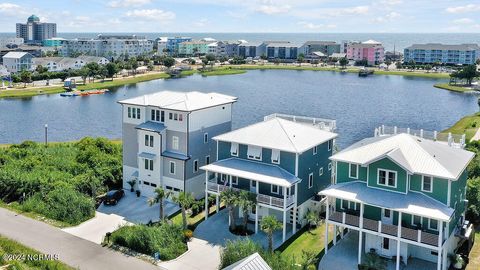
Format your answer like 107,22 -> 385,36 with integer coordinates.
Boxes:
264,113 -> 336,132
374,125 -> 466,148
328,210 -> 440,247
207,182 -> 294,209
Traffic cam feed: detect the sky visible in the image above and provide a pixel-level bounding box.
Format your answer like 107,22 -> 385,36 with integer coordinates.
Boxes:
1,0 -> 480,33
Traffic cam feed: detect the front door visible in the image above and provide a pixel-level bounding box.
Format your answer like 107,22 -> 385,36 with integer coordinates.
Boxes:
381,208 -> 393,224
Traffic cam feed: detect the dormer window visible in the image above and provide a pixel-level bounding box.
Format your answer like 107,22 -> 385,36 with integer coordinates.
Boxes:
230,143 -> 239,156
422,176 -> 433,192
349,164 -> 358,179
247,145 -> 262,161
271,149 -> 280,164
378,169 -> 397,188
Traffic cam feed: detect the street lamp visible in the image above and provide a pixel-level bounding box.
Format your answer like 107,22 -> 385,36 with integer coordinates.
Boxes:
44,124 -> 48,147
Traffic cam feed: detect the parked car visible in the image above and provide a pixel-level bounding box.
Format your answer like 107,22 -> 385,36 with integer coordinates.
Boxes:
103,189 -> 125,205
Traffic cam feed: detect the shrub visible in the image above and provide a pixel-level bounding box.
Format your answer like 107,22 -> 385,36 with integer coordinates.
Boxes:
219,238 -> 262,269
110,223 -> 187,261
183,229 -> 193,240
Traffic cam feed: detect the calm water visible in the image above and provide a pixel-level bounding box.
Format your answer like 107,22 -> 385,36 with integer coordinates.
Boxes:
1,32 -> 480,51
0,70 -> 478,147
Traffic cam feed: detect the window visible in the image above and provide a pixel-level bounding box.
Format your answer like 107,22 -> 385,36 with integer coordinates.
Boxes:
383,209 -> 391,218
169,112 -> 173,120
412,215 -> 422,227
179,114 -> 183,121
271,185 -> 279,194
230,143 -> 239,156
193,160 -> 198,172
349,164 -> 358,179
428,219 -> 438,231
271,149 -> 280,164
349,201 -> 358,210
383,238 -> 390,250
136,108 -> 140,119
205,155 -> 210,165
341,199 -> 348,209
132,107 -> 137,118
144,159 -> 153,171
328,162 -> 332,171
377,169 -> 397,188
128,107 -> 132,118
174,113 -> 178,121
319,167 -> 324,176
204,133 -> 208,144
145,135 -> 153,147
161,111 -> 165,122
247,145 -> 262,160
313,146 -> 317,155
422,176 -> 433,192
308,173 -> 314,189
169,161 -> 176,174
232,176 -> 238,185
220,174 -> 227,183
328,140 -> 332,151
172,136 -> 179,150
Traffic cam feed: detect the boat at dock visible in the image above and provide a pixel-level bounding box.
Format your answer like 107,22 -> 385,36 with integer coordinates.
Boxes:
358,68 -> 374,77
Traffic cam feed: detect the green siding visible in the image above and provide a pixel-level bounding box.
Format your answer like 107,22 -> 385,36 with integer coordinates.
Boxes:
449,170 -> 467,234
409,174 -> 448,204
336,161 -> 367,183
367,157 -> 408,193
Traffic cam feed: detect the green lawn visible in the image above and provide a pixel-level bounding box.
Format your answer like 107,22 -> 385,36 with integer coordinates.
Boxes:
170,204 -> 221,230
279,222 -> 333,264
466,231 -> 480,270
442,112 -> 480,141
199,68 -> 247,76
434,83 -> 472,93
0,235 -> 74,270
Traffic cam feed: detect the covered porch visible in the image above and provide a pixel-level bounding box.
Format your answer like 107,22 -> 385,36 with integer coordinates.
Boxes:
319,181 -> 453,270
201,157 -> 300,243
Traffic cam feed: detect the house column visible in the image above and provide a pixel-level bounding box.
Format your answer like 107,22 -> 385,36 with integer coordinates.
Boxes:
396,212 -> 402,270
216,195 -> 219,213
325,196 -> 329,254
292,183 -> 298,234
282,186 -> 287,243
205,172 -> 209,220
255,204 -> 259,233
333,225 -> 337,245
358,203 -> 364,265
437,221 -> 443,270
229,175 -> 232,188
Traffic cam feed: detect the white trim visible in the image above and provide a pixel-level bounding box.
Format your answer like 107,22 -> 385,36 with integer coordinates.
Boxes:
428,218 -> 439,231
230,142 -> 239,157
308,173 -> 314,189
447,180 -> 451,207
172,136 -> 179,150
349,163 -> 359,179
411,215 -> 422,227
203,132 -> 208,144
421,175 -> 433,193
319,167 -> 324,176
328,162 -> 332,171
377,168 -> 397,188
295,153 -> 299,177
271,149 -> 280,164
231,176 -> 238,185
327,140 -> 332,151
247,145 -> 262,161
313,146 -> 318,155
169,161 -> 176,175
271,184 -> 279,194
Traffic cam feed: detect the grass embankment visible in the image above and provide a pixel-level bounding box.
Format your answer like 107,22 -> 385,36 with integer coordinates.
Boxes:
180,67 -> 246,77
466,230 -> 480,270
0,235 -> 74,270
0,72 -> 170,99
434,83 -> 473,93
442,112 -> 480,141
170,203 -> 222,230
278,222 -> 333,264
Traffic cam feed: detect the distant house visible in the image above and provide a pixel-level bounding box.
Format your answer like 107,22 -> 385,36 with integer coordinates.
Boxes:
32,56 -> 109,72
2,51 -> 33,73
404,43 -> 480,65
347,40 -> 385,65
0,65 -> 9,76
301,41 -> 341,56
76,55 -> 110,66
223,252 -> 271,270
238,42 -> 262,58
265,42 -> 301,60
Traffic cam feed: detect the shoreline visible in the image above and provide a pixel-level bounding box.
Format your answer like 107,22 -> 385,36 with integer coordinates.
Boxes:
434,83 -> 477,93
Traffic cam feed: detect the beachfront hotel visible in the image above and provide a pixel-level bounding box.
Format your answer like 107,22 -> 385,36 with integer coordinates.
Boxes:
319,128 -> 474,270
118,91 -> 237,199
201,114 -> 337,243
404,43 -> 480,65
346,40 -> 385,65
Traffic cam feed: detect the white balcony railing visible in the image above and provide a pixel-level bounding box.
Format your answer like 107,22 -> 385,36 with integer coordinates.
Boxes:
207,182 -> 294,209
375,125 -> 466,148
264,113 -> 336,132
328,211 -> 440,247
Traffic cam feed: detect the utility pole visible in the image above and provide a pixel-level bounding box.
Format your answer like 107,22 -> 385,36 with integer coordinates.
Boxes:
44,124 -> 48,147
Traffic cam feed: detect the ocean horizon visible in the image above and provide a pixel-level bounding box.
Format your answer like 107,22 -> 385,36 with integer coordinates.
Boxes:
1,32 -> 479,51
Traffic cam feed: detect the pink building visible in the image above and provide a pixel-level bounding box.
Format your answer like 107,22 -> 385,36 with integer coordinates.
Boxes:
346,40 -> 385,65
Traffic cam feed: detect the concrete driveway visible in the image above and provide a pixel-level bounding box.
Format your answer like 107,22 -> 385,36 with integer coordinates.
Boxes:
98,190 -> 180,224
62,211 -> 132,244
159,238 -> 221,270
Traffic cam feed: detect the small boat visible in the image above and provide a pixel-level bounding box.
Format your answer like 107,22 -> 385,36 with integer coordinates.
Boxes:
358,68 -> 374,77
60,92 -> 75,97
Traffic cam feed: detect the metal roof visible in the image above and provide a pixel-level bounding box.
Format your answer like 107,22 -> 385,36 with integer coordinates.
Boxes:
118,91 -> 237,112
2,52 -> 31,59
405,43 -> 480,51
135,121 -> 166,133
330,133 -> 474,180
213,116 -> 337,153
138,152 -> 156,159
319,181 -> 454,221
223,252 -> 272,270
162,151 -> 189,160
201,158 -> 300,187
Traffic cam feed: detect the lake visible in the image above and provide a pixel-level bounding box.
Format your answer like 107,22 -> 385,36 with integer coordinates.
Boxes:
0,70 -> 478,147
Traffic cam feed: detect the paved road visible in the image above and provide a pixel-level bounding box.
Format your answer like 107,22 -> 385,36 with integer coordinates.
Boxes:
0,208 -> 158,270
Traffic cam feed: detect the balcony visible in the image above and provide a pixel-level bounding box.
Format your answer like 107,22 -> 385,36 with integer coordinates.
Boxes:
328,211 -> 439,247
207,182 -> 294,209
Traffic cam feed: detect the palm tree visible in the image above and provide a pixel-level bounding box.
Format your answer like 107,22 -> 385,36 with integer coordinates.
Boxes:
237,190 -> 256,231
260,215 -> 282,252
305,209 -> 321,232
172,191 -> 195,230
148,187 -> 172,221
220,189 -> 238,231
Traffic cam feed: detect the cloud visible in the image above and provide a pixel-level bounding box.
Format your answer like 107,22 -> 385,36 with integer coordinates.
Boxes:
446,4 -> 480,13
194,18 -> 209,27
255,4 -> 291,14
372,11 -> 400,23
0,3 -> 27,16
108,0 -> 151,8
378,0 -> 402,5
125,9 -> 176,22
297,21 -> 336,30
452,18 -> 474,24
